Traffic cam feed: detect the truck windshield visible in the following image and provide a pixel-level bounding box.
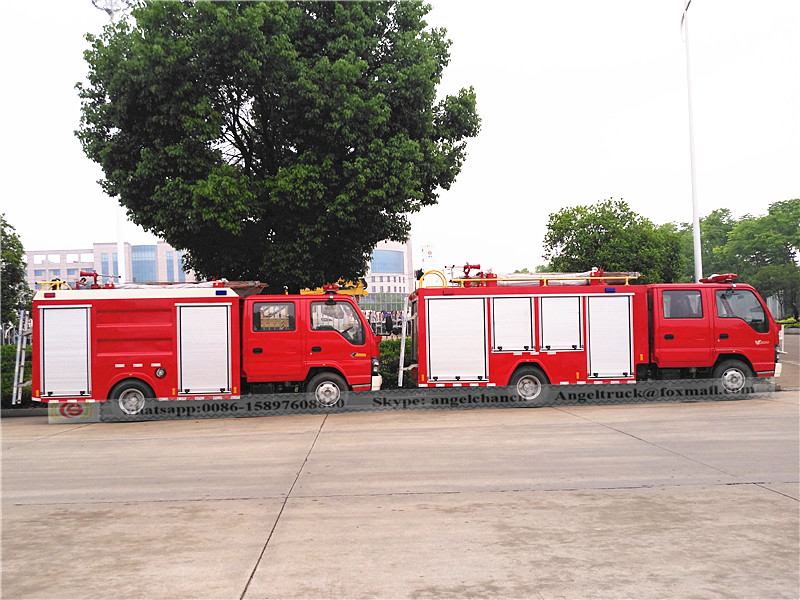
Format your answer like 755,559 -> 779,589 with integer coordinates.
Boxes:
310,301 -> 365,345
715,290 -> 768,333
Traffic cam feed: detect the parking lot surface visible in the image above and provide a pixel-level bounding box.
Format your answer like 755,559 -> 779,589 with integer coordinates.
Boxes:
2,388 -> 798,599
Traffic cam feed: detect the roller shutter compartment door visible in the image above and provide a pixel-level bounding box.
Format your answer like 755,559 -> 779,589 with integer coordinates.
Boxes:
178,305 -> 232,394
539,296 -> 583,351
427,297 -> 488,381
40,307 -> 91,397
587,295 -> 634,378
492,297 -> 533,351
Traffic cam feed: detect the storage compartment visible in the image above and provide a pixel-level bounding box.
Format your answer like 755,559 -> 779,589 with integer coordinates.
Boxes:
426,297 -> 487,381
177,304 -> 232,393
40,306 -> 91,397
587,295 -> 633,378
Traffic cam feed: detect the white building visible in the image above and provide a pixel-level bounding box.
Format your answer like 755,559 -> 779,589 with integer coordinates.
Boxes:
25,242 -> 196,289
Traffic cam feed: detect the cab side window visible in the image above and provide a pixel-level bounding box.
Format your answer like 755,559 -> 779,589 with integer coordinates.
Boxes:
253,302 -> 295,332
310,301 -> 365,345
715,290 -> 768,333
663,290 -> 703,319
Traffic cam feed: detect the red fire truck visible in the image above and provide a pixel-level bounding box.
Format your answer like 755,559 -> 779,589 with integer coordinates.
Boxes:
405,266 -> 782,398
32,282 -> 382,414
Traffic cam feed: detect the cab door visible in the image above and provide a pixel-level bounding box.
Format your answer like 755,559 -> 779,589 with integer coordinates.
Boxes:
242,298 -> 304,382
712,288 -> 776,374
651,287 -> 713,367
305,298 -> 371,386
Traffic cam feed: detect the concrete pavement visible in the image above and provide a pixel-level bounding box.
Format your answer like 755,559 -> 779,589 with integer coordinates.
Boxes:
2,392 -> 798,599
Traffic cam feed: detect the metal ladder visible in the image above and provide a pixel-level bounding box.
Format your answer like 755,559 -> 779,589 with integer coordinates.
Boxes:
11,310 -> 31,405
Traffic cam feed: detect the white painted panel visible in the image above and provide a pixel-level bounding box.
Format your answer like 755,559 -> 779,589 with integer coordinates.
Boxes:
587,295 -> 633,378
41,307 -> 90,396
427,297 -> 487,381
540,296 -> 583,350
178,305 -> 231,393
492,297 -> 533,351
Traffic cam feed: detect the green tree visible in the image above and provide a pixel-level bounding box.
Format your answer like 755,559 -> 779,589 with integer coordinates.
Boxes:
723,199 -> 800,316
750,263 -> 800,320
76,1 -> 479,291
542,199 -> 684,284
722,200 -> 799,278
1,215 -> 31,326
677,208 -> 739,281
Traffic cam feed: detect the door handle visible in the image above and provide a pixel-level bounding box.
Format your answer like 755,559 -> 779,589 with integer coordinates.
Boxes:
253,347 -> 263,354
664,334 -> 674,340
719,333 -> 729,340
312,346 -> 322,353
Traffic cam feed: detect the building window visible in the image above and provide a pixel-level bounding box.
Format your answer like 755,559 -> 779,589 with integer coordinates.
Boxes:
166,251 -> 175,282
67,269 -> 78,276
178,252 -> 186,282
131,245 -> 157,283
370,249 -> 405,274
34,269 -> 44,277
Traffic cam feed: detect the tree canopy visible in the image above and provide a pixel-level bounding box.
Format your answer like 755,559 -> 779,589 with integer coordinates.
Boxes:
542,199 -> 684,284
674,199 -> 800,317
1,215 -> 30,326
76,1 -> 480,290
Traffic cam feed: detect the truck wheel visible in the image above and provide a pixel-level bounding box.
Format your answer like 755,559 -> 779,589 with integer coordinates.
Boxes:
109,380 -> 153,415
307,373 -> 347,408
510,366 -> 549,401
713,359 -> 753,395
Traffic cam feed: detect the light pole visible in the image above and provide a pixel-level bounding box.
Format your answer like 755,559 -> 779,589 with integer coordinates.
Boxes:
682,0 -> 703,282
92,0 -> 132,283
92,0 -> 131,20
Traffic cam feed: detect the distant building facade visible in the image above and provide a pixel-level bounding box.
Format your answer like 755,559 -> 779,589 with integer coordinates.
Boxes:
361,239 -> 415,312
24,238 -> 417,310
24,241 -> 196,289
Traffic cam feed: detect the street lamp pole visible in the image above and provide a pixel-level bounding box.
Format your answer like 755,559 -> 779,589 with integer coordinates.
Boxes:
682,0 -> 703,282
92,0 -> 132,284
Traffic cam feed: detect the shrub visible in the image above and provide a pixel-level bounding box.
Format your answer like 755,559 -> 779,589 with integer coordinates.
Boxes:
378,337 -> 415,389
1,344 -> 32,408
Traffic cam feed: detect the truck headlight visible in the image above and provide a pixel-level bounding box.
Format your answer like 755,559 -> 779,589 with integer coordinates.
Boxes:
371,357 -> 380,375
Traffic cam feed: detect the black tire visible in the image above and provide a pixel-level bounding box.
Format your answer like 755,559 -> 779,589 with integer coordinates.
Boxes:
306,372 -> 348,408
109,379 -> 153,415
509,365 -> 549,401
712,359 -> 753,395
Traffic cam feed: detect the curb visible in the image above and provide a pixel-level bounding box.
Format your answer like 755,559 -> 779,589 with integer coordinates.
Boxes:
1,408 -> 48,418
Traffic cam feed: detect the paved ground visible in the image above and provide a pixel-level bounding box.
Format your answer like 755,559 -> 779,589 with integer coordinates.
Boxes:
778,329 -> 800,389
2,390 -> 798,599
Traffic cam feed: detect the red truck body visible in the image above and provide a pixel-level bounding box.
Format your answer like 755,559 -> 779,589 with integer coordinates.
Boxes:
32,285 -> 381,413
408,273 -> 781,396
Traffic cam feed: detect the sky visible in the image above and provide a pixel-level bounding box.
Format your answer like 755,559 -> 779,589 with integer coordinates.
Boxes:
2,0 -> 798,275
